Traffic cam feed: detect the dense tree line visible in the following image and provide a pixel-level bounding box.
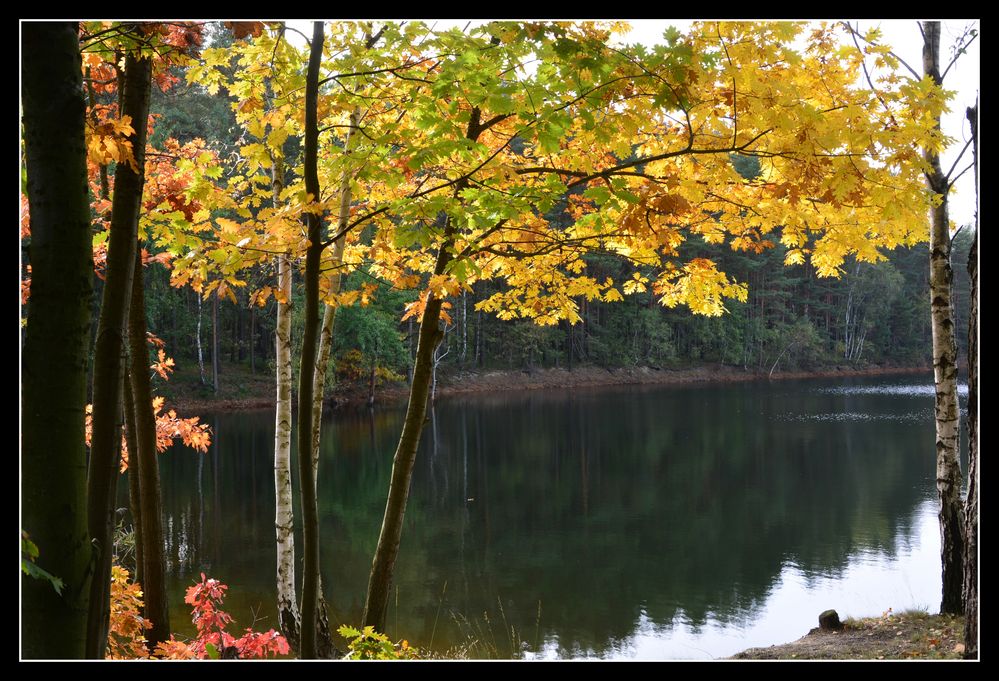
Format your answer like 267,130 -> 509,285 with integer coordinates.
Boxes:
140,227 -> 973,396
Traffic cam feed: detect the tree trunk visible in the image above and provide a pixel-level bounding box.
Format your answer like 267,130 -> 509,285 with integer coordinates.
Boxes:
249,305 -> 255,374
196,294 -> 206,385
85,45 -> 151,658
304,60 -> 364,658
271,153 -> 300,652
21,22 -> 93,659
123,374 -> 143,587
922,21 -> 964,616
212,289 -> 220,393
126,249 -> 170,651
363,268 -> 447,631
460,289 -> 467,366
311,300 -> 337,660
368,362 -> 377,407
364,112 -> 494,630
962,102 -> 978,658
297,21 -> 326,658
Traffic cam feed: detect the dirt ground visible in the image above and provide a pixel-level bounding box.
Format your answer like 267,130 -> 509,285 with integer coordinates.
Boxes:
731,610 -> 970,660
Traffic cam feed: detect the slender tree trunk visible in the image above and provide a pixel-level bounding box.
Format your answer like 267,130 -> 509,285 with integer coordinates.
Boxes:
297,21 -> 326,658
306,72 -> 365,659
922,21 -> 964,616
123,373 -> 143,587
85,45 -> 151,658
271,152 -> 300,652
962,102 -> 978,658
126,249 -> 170,651
363,263 -> 447,630
250,306 -> 255,374
234,303 -> 242,363
196,294 -> 206,385
311,104 -> 358,485
364,104 -> 489,630
21,22 -> 93,659
460,290 -> 467,366
212,289 -> 220,393
311,302 -> 336,660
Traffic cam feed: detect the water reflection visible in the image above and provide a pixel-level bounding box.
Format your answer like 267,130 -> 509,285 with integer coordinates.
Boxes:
145,376 -> 948,658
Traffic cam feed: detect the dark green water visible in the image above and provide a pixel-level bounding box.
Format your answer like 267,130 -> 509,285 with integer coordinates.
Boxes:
149,374 -> 960,659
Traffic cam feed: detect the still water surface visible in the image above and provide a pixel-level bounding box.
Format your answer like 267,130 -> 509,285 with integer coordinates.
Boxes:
151,374 -> 961,659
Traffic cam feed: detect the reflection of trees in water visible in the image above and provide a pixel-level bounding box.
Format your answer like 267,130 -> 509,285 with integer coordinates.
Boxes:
153,410 -> 279,636
148,382 -> 934,655
412,384 -> 930,656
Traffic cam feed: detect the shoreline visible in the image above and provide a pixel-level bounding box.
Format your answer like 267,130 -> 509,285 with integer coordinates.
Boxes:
163,363 -> 932,414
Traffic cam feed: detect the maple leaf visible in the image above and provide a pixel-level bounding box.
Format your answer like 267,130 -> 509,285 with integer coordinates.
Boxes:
151,349 -> 176,380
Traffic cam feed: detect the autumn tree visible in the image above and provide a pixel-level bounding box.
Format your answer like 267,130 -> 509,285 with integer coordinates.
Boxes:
168,20 -> 940,642
125,247 -> 171,650
350,20 -> 938,631
80,20 -> 209,657
21,21 -> 94,659
85,32 -> 151,658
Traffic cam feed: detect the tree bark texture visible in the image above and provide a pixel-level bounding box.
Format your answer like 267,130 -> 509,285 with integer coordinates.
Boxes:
271,154 -> 301,652
962,102 -> 978,657
126,249 -> 170,650
123,374 -> 143,588
296,20 -> 325,658
85,44 -> 151,658
922,21 -> 964,616
21,21 -> 93,659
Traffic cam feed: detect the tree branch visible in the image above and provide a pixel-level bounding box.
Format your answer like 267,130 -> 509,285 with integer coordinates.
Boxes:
944,136 -> 973,182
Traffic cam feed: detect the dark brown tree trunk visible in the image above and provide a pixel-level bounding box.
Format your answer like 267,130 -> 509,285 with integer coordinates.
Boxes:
21,21 -> 93,660
126,249 -> 170,651
962,102 -> 978,658
85,44 -> 151,658
922,21 -> 964,616
297,20 -> 326,659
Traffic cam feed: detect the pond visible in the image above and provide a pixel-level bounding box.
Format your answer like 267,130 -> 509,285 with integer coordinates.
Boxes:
148,373 -> 964,659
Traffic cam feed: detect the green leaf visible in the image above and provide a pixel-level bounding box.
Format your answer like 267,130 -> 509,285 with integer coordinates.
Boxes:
617,189 -> 641,205
338,625 -> 361,639
21,560 -> 65,594
583,186 -> 611,205
205,642 -> 220,659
